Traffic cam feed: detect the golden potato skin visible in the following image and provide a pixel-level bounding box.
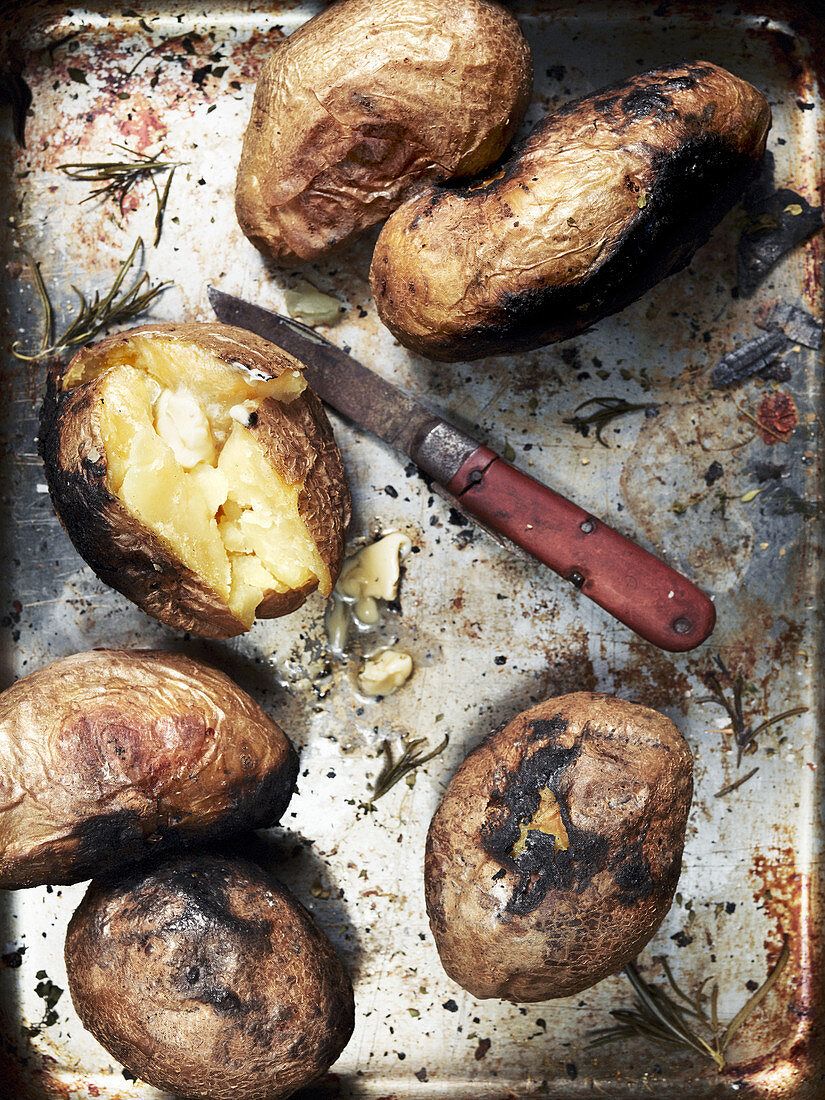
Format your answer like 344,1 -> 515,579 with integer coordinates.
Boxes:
371,62 -> 771,360
65,853 -> 355,1100
38,322 -> 351,639
235,0 -> 532,266
0,650 -> 298,889
424,693 -> 693,1001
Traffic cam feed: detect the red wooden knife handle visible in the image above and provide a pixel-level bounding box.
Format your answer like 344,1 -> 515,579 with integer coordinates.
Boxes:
447,446 -> 715,652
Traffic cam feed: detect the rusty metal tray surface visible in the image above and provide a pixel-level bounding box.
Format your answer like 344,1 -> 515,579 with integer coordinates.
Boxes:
0,0 -> 823,1097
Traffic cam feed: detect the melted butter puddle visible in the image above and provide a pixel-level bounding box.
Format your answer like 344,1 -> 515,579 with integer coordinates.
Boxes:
511,788 -> 570,860
325,532 -> 414,697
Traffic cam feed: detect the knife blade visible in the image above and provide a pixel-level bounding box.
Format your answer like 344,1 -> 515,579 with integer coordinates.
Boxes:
209,286 -> 715,652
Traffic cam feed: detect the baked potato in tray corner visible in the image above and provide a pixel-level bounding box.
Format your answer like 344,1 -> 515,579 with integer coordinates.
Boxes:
425,692 -> 694,1001
371,61 -> 771,360
65,852 -> 355,1100
0,649 -> 298,890
39,322 -> 351,638
234,0 -> 533,266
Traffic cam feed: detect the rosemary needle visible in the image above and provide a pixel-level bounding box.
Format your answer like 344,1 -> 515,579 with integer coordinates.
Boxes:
11,238 -> 171,361
714,765 -> 759,798
18,250 -> 54,356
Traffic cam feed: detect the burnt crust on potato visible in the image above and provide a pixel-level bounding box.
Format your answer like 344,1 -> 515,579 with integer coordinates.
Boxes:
38,322 -> 351,638
370,61 -> 771,361
424,692 -> 694,1001
234,0 -> 532,266
0,650 -> 298,889
479,715 -> 677,916
65,853 -> 355,1100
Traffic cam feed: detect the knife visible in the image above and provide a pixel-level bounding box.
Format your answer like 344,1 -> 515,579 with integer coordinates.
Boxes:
209,286 -> 715,652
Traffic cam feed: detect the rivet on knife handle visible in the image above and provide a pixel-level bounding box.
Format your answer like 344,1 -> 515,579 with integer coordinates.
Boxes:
445,446 -> 716,652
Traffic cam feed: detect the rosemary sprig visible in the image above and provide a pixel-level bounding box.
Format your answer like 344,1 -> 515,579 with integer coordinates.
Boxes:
588,939 -> 790,1070
361,734 -> 449,809
563,397 -> 658,447
698,655 -> 808,773
59,144 -> 180,245
11,238 -> 171,361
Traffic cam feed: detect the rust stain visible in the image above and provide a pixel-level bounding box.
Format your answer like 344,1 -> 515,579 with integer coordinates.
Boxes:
113,93 -> 167,150
803,231 -> 823,300
756,392 -> 798,445
749,0 -> 825,108
722,851 -> 825,1095
608,642 -> 693,713
540,622 -> 597,695
751,847 -> 799,944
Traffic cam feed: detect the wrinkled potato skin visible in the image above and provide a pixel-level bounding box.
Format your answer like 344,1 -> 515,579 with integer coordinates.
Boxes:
39,322 -> 351,638
65,854 -> 355,1100
235,0 -> 532,266
0,650 -> 298,889
425,693 -> 693,1001
371,62 -> 771,360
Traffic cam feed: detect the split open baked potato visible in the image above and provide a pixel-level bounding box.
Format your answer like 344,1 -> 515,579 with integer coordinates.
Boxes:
371,61 -> 771,360
235,0 -> 532,265
425,692 -> 694,1001
39,322 -> 351,638
65,852 -> 355,1100
0,649 -> 298,890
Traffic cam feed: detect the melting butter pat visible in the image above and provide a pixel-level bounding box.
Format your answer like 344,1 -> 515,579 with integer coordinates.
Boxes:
511,787 -> 570,859
357,649 -> 413,697
284,279 -> 341,327
229,400 -> 257,427
154,389 -> 216,469
338,532 -> 412,625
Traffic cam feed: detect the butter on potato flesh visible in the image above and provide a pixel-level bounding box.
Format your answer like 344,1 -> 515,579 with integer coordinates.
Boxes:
67,336 -> 322,629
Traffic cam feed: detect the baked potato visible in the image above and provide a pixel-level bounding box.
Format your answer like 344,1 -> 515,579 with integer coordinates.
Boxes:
0,649 -> 298,889
39,322 -> 351,638
65,852 -> 355,1100
371,61 -> 771,360
234,0 -> 532,266
424,692 -> 693,1001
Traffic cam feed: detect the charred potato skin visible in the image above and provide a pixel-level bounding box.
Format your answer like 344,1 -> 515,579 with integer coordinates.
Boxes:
0,650 -> 298,889
371,62 -> 771,361
39,322 -> 351,639
234,0 -> 532,266
424,693 -> 693,1001
65,854 -> 355,1100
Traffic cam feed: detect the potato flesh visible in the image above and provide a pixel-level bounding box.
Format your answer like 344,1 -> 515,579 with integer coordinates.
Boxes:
511,788 -> 570,859
74,337 -> 323,627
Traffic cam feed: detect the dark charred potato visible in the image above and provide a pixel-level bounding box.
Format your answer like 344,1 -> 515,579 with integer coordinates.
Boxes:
65,853 -> 355,1100
424,692 -> 693,1001
234,0 -> 532,266
370,61 -> 771,360
39,322 -> 351,638
0,650 -> 298,889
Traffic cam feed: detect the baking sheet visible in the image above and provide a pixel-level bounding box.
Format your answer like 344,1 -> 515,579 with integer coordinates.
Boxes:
0,1 -> 823,1097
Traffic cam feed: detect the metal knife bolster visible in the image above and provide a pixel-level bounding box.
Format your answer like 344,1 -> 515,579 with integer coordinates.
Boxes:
408,419 -> 481,485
